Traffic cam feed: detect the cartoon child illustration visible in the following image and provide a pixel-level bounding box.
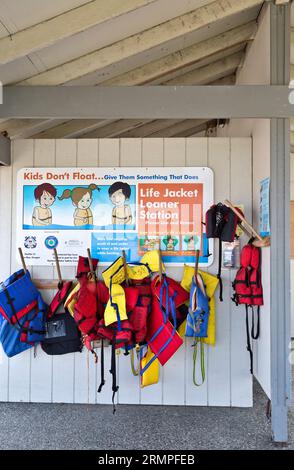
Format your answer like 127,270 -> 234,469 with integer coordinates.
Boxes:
59,184 -> 100,226
108,182 -> 132,225
32,183 -> 57,226
162,235 -> 178,251
184,235 -> 200,251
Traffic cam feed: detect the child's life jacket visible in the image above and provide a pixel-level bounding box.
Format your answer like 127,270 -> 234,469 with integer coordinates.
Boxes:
232,243 -> 263,373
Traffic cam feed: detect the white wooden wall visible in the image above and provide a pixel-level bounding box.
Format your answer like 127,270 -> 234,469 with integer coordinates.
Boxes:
0,137 -> 253,406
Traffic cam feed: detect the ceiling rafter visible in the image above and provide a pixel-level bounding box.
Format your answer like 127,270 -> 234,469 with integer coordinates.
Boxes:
18,0 -> 262,86
101,22 -> 256,86
0,0 -> 157,65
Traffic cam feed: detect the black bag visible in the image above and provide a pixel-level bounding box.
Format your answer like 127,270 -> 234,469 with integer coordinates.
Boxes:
41,282 -> 82,355
42,311 -> 82,355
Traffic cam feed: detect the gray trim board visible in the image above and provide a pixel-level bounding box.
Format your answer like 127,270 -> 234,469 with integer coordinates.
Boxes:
270,2 -> 291,444
0,85 -> 294,119
0,134 -> 10,166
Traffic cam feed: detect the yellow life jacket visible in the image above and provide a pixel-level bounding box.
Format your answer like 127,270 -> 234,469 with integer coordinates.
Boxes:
104,283 -> 128,326
140,346 -> 160,388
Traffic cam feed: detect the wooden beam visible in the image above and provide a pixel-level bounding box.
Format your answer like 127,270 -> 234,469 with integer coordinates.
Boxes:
81,119 -> 148,138
19,0 -> 262,85
172,121 -> 216,138
2,85 -> 293,119
0,118 -> 66,139
116,119 -> 182,138
163,52 -> 243,85
147,119 -> 210,138
30,119 -> 106,139
101,22 -> 256,86
0,0 -> 156,65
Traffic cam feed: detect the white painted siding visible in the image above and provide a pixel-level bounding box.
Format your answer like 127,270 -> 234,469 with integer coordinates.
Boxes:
0,137 -> 253,407
217,3 -> 272,399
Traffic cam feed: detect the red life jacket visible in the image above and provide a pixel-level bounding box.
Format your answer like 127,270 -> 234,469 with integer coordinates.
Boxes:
127,277 -> 152,345
151,275 -> 189,328
143,275 -> 185,369
47,281 -> 73,318
73,255 -> 101,361
74,276 -> 105,341
232,243 -> 263,373
206,203 -> 243,301
76,256 -> 98,278
96,285 -> 139,412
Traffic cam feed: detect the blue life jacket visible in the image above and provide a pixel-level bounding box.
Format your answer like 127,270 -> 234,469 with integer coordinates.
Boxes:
0,269 -> 47,357
186,274 -> 210,339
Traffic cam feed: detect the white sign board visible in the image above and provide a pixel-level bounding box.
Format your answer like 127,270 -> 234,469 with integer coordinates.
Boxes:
17,167 -> 214,266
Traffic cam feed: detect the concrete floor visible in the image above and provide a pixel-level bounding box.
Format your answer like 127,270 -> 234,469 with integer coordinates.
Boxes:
0,379 -> 293,450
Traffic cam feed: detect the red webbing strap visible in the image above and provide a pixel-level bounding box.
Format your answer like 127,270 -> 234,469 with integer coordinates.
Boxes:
10,300 -> 38,324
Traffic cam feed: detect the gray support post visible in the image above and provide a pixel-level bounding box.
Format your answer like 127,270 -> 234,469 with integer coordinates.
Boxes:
0,134 -> 10,166
270,1 -> 291,443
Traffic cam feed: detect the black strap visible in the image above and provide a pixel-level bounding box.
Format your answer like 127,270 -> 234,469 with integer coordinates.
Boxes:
245,305 -> 253,374
251,306 -> 260,340
97,339 -> 105,393
217,239 -> 223,302
109,338 -> 119,414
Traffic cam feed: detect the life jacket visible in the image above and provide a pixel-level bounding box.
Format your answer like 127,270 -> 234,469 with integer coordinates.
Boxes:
71,255 -> 102,360
0,270 -> 47,356
102,250 -> 163,287
96,285 -> 139,412
185,274 -> 210,386
206,203 -> 242,301
232,243 -> 263,373
77,256 -> 99,278
47,281 -> 73,318
140,345 -> 160,388
180,265 -> 219,346
151,275 -> 189,328
142,275 -> 185,372
42,281 -> 82,356
128,277 -> 152,345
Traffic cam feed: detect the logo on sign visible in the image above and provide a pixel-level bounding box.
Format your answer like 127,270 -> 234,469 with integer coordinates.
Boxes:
24,236 -> 37,249
45,236 -> 58,249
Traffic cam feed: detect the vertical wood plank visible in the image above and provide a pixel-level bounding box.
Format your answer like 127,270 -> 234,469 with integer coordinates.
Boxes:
140,138 -> 164,404
52,140 -> 76,403
117,139 -> 141,404
74,139 -> 99,404
8,140 -> 34,402
99,139 -> 119,167
162,138 -> 186,405
30,140 -> 55,402
230,138 -> 253,407
185,138 -> 209,406
207,138 -> 231,406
